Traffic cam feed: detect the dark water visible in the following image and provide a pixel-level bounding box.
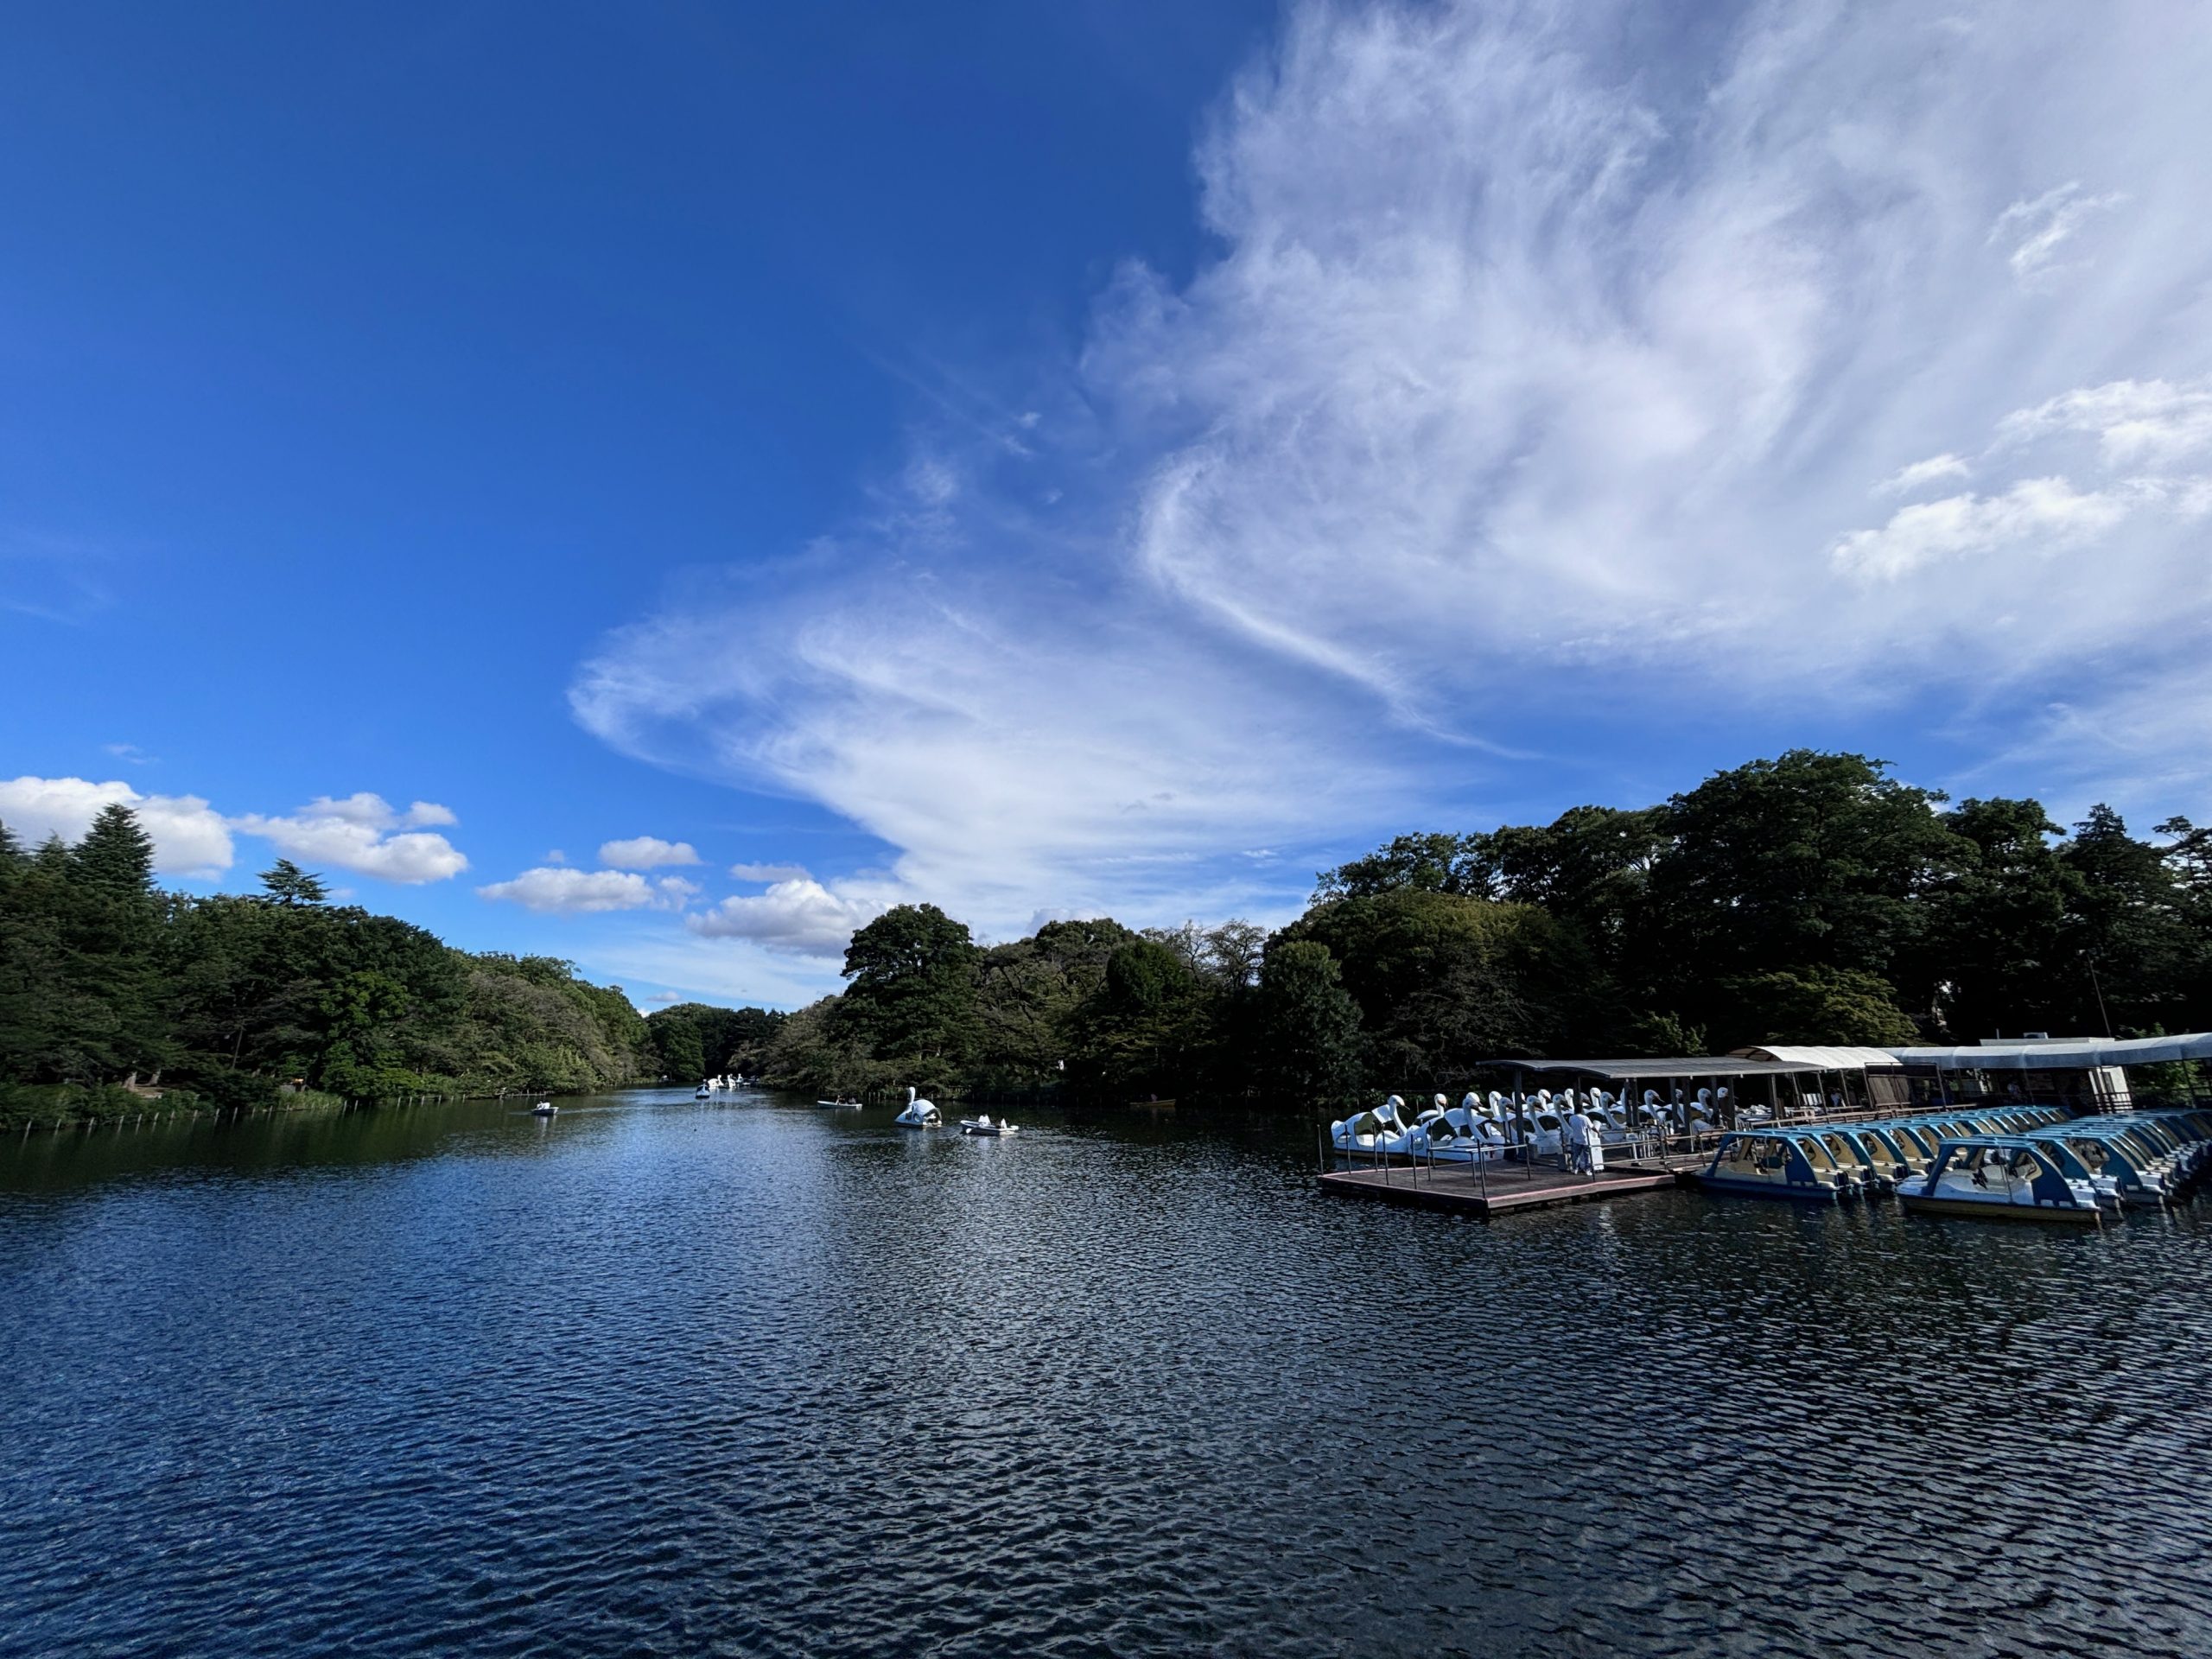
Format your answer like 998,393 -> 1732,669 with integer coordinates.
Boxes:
3,1090 -> 2209,1657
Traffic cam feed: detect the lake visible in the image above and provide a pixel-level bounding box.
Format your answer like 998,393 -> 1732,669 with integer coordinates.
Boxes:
3,1087 -> 2209,1656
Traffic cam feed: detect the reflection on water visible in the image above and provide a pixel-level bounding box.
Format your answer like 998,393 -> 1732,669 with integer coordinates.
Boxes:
3,1089 -> 2209,1656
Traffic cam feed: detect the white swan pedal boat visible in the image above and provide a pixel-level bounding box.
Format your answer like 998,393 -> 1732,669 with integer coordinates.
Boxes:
894,1088 -> 941,1128
1331,1095 -> 1427,1157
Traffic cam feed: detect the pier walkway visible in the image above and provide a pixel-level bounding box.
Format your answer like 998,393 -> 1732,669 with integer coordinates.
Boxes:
1319,1158 -> 1686,1220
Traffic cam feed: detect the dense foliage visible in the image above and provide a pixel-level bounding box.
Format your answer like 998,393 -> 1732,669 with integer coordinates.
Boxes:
762,751 -> 2212,1110
0,810 -> 777,1126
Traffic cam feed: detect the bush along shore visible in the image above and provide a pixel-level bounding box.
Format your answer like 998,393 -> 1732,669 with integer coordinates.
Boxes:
9,749 -> 2211,1128
0,807 -> 785,1131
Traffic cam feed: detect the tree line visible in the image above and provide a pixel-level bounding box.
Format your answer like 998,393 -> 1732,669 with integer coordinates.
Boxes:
763,751 -> 2212,1108
0,805 -> 782,1128
10,752 -> 2209,1124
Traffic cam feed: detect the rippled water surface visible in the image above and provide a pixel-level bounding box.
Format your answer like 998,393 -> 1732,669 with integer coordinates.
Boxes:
4,1089 -> 2211,1657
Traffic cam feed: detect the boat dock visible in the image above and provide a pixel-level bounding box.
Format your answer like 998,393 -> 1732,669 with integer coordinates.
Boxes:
1319,1158 -> 1687,1219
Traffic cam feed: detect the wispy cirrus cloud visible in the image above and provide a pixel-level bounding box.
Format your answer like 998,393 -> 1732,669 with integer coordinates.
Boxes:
575,0 -> 2212,936
1989,182 -> 2128,287
1994,378 -> 2212,468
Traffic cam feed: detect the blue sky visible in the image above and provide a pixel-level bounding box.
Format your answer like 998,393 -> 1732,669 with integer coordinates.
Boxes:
6,2 -> 2210,1011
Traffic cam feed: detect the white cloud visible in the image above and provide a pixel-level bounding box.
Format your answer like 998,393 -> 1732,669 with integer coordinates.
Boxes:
0,776 -> 233,877
287,792 -> 455,830
598,835 -> 702,868
729,861 -> 812,882
1831,477 -> 2141,581
1989,182 -> 2126,286
476,868 -> 702,914
573,0 -> 2212,931
1952,654 -> 2212,833
480,868 -> 659,913
235,793 -> 467,884
585,929 -> 849,1011
687,878 -> 887,957
1995,378 -> 2212,468
1878,454 -> 1972,495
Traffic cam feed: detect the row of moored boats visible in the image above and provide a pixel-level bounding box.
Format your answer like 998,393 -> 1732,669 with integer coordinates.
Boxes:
1329,1090 -> 2212,1224
1694,1103 -> 2212,1223
1332,1089 -> 1747,1166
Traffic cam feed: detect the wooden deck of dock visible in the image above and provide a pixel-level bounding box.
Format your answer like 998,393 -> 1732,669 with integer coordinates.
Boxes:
1318,1159 -> 1687,1219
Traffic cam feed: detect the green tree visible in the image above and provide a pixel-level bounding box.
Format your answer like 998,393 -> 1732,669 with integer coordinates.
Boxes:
760,996 -> 874,1096
1066,938 -> 1215,1100
1645,751 -> 1968,1029
1463,804 -> 1665,951
0,836 -> 73,1080
2061,804 -> 2200,1034
1249,938 -> 1363,1109
1916,798 -> 2082,1039
837,903 -> 980,1066
968,918 -> 1137,1096
259,858 -> 329,906
1712,967 -> 1921,1048
60,805 -> 169,1081
1315,832 -> 1481,899
1286,887 -> 1603,1081
645,1001 -> 779,1079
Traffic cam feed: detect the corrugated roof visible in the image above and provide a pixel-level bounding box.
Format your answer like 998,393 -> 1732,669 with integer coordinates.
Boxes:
1887,1032 -> 2212,1070
1488,1056 -> 1856,1081
1729,1045 -> 1907,1069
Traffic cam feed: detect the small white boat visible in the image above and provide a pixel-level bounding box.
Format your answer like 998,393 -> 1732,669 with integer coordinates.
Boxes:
531,1101 -> 556,1117
694,1084 -> 712,1100
814,1095 -> 863,1109
960,1112 -> 1018,1136
894,1087 -> 941,1128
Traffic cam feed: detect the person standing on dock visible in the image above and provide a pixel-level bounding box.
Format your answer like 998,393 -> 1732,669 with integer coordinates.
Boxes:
1566,1104 -> 1596,1176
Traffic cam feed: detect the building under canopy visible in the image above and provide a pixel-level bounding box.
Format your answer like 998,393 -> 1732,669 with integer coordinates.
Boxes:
1473,1033 -> 2210,1117
1887,1033 -> 2212,1069
1481,1050 -> 1907,1114
1883,1032 -> 2212,1109
1729,1045 -> 1908,1070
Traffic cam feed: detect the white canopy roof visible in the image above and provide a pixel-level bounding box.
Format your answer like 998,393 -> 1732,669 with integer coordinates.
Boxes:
1886,1033 -> 2212,1070
1728,1045 -> 1906,1070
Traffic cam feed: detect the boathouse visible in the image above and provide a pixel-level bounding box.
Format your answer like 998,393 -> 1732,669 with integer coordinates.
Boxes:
1885,1032 -> 2212,1111
1489,1047 -> 1904,1121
